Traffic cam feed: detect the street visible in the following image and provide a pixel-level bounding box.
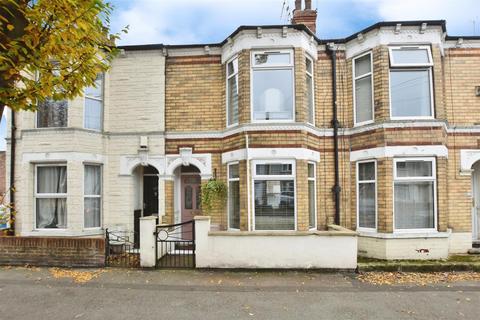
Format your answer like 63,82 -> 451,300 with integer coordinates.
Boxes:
0,267 -> 479,320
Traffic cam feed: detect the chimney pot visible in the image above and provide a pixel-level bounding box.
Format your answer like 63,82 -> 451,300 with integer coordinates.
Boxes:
295,0 -> 301,10
305,0 -> 312,9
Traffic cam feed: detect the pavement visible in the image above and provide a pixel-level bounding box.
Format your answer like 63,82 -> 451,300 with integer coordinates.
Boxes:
0,267 -> 479,320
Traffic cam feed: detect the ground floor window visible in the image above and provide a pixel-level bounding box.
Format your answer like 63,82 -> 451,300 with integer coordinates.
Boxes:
35,165 -> 67,229
253,161 -> 295,230
394,158 -> 436,231
357,160 -> 376,230
308,162 -> 316,229
84,165 -> 102,228
228,163 -> 240,229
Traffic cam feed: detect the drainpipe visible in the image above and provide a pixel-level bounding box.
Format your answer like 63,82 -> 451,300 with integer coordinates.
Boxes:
9,110 -> 16,235
245,133 -> 251,231
327,43 -> 341,226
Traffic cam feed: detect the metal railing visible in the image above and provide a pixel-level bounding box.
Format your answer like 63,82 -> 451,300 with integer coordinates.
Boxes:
105,228 -> 140,268
155,220 -> 195,268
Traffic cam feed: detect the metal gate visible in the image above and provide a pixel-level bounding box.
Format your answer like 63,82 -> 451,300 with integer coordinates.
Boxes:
155,220 -> 195,268
105,229 -> 140,268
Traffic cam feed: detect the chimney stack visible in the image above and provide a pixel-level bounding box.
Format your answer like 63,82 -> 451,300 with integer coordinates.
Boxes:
291,0 -> 317,34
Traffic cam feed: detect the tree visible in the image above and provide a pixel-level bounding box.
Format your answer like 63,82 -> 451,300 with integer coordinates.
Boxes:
0,0 -> 126,116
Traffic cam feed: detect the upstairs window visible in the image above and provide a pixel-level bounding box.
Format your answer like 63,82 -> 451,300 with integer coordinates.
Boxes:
226,58 -> 239,126
389,46 -> 434,119
306,57 -> 315,124
84,73 -> 104,131
353,52 -> 374,125
37,99 -> 68,128
251,50 -> 294,121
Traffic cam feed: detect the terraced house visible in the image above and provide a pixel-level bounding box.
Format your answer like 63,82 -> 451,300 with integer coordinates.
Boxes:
5,1 -> 480,265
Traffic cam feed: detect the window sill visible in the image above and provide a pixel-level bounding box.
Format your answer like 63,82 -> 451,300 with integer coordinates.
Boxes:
358,230 -> 450,239
23,229 -> 104,237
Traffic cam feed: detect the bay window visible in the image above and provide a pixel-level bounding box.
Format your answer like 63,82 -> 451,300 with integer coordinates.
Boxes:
389,46 -> 434,119
84,165 -> 102,228
356,160 -> 376,230
306,57 -> 315,124
253,161 -> 295,230
353,52 -> 374,124
394,158 -> 436,231
308,162 -> 316,229
251,50 -> 294,121
84,73 -> 104,131
35,165 -> 67,229
227,58 -> 239,126
228,163 -> 240,229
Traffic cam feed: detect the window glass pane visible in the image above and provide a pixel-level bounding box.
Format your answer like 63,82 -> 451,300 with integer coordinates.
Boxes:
396,161 -> 432,178
256,164 -> 292,175
85,165 -> 101,195
358,182 -> 375,229
36,198 -> 66,228
227,75 -> 239,125
390,70 -> 431,117
308,180 -> 315,229
358,162 -> 375,181
394,181 -> 434,229
84,73 -> 103,99
254,53 -> 290,66
229,180 -> 240,229
85,98 -> 102,130
306,58 -> 313,74
184,186 -> 193,209
227,59 -> 238,76
355,54 -> 371,77
252,69 -> 294,120
306,73 -> 314,123
195,186 -> 201,210
254,180 -> 295,230
308,163 -> 315,178
37,166 -> 67,194
84,198 -> 101,228
37,99 -> 68,128
355,76 -> 373,123
229,164 -> 239,179
391,48 -> 430,65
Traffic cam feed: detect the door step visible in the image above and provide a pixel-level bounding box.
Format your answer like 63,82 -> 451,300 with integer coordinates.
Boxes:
468,248 -> 480,254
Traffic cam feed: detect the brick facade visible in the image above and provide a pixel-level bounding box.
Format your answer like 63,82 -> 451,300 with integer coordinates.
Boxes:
0,236 -> 105,267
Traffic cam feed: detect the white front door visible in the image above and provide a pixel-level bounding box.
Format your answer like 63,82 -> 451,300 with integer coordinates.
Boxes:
473,162 -> 480,240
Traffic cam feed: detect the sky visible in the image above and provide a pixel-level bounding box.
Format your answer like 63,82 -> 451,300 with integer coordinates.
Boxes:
0,0 -> 479,150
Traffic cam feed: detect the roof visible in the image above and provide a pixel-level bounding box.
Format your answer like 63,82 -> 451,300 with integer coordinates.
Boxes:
117,20 -> 479,51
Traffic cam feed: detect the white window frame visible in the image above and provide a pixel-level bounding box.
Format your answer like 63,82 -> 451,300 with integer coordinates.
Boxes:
226,57 -> 239,127
34,163 -> 68,230
252,159 -> 297,231
307,161 -> 317,230
306,56 -> 315,126
388,46 -> 433,67
83,163 -> 102,230
388,46 -> 435,120
352,51 -> 374,126
356,160 -> 377,232
83,73 -> 104,131
393,157 -> 437,233
227,162 -> 240,230
250,49 -> 295,123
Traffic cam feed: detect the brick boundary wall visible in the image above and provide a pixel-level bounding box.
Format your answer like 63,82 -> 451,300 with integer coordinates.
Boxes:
0,236 -> 105,267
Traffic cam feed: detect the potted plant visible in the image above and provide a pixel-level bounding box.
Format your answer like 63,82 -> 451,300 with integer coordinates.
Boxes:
200,178 -> 227,230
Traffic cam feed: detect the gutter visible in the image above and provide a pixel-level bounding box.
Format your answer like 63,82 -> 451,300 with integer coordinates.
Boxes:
327,43 -> 341,226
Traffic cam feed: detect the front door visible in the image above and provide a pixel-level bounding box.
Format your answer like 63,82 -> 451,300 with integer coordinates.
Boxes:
473,162 -> 480,240
143,175 -> 159,217
181,174 -> 201,239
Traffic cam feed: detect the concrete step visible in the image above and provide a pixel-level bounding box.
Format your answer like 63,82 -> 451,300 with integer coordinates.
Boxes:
468,248 -> 480,254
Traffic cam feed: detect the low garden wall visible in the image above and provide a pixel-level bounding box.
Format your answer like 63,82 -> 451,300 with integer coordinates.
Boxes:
0,236 -> 105,267
194,216 -> 358,270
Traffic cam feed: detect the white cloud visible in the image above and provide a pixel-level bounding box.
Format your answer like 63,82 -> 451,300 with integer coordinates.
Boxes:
109,0 -> 479,45
360,0 -> 479,35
